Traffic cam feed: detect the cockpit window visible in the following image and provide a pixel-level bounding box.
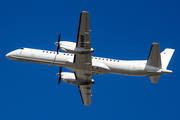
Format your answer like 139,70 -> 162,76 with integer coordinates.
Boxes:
20,48 -> 24,49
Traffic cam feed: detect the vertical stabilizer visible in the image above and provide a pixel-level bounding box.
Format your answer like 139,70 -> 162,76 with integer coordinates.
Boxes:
161,48 -> 175,69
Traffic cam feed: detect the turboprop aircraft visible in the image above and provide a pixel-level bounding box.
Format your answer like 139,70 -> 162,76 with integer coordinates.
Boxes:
6,11 -> 174,106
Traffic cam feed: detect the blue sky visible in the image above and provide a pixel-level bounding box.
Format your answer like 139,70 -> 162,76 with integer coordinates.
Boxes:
1,0 -> 180,119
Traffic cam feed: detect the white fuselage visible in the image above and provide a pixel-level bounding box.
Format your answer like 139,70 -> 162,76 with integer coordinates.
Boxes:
6,48 -> 161,76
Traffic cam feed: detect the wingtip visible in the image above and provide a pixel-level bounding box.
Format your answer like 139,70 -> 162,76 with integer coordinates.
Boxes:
81,11 -> 89,13
152,42 -> 160,45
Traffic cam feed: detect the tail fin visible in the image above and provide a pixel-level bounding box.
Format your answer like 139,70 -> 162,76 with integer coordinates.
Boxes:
161,48 -> 175,69
147,43 -> 174,83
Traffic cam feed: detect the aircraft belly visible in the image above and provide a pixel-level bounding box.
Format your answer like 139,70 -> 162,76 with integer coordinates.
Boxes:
127,62 -> 149,76
101,61 -> 128,75
104,61 -> 149,76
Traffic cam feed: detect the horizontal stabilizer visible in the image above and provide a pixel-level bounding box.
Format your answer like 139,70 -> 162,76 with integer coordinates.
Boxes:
149,75 -> 161,83
147,43 -> 161,68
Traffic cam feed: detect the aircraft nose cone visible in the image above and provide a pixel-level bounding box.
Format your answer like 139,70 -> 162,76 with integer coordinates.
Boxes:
6,52 -> 11,59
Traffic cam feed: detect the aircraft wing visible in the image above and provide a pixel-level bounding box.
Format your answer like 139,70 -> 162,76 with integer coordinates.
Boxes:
76,11 -> 91,49
78,84 -> 92,106
74,11 -> 92,106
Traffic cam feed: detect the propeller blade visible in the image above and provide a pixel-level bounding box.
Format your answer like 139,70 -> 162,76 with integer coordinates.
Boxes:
57,33 -> 61,54
57,45 -> 60,54
58,33 -> 61,42
58,67 -> 62,86
59,66 -> 62,73
58,77 -> 61,85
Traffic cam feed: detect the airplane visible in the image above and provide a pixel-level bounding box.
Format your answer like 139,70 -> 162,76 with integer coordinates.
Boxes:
6,11 -> 175,106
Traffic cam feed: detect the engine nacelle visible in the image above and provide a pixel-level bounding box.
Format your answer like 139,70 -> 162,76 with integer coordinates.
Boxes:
60,72 -> 94,85
56,41 -> 94,54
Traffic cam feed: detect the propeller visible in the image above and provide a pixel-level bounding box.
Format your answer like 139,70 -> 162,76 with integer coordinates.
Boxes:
56,33 -> 61,54
57,67 -> 62,85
